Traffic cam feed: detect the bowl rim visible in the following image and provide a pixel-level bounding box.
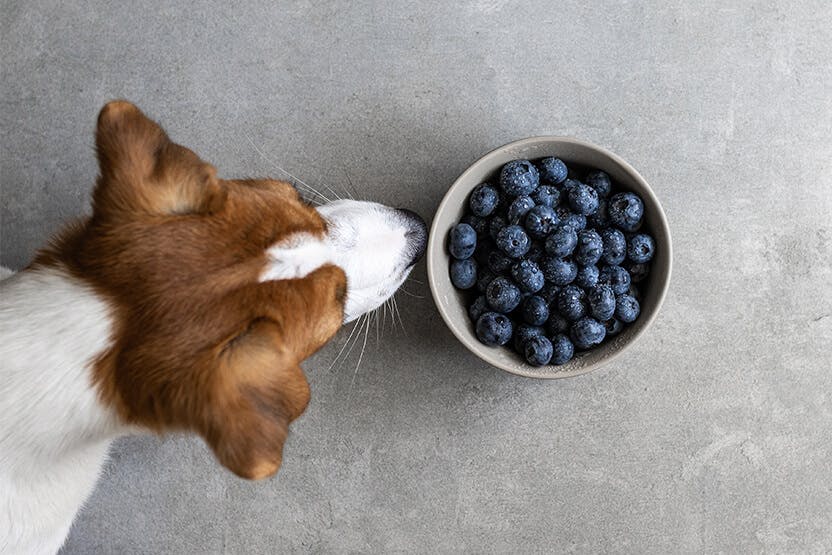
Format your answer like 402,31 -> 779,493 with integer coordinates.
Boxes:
426,136 -> 673,379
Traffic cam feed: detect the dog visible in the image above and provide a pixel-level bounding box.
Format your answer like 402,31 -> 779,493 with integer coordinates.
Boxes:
0,101 -> 427,554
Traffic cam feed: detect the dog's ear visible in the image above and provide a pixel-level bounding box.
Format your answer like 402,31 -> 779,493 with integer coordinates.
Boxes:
93,100 -> 226,219
205,318 -> 311,480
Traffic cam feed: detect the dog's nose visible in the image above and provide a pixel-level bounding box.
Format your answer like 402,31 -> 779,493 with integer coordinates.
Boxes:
396,208 -> 428,267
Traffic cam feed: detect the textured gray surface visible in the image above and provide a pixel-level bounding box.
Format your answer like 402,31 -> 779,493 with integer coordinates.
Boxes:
2,0 -> 831,553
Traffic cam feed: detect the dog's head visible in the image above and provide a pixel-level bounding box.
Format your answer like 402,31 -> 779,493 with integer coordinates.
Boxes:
40,101 -> 425,479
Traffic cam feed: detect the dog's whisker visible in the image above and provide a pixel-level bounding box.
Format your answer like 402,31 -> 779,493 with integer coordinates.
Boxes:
242,132 -> 332,204
327,316 -> 363,372
406,277 -> 425,285
341,169 -> 360,200
348,312 -> 372,392
341,313 -> 369,367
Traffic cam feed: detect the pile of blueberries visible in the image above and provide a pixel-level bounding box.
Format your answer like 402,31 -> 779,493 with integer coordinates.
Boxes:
448,157 -> 656,367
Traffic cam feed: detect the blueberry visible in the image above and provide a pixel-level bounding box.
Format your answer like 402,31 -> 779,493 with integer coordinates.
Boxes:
563,178 -> 582,192
524,205 -> 559,239
546,312 -> 569,335
449,223 -> 476,259
476,267 -> 497,294
570,317 -> 606,350
627,233 -> 656,263
568,182 -> 600,216
550,334 -> 575,365
574,265 -> 599,289
586,198 -> 608,228
556,206 -> 587,231
625,261 -> 651,283
540,257 -> 578,286
487,250 -> 513,273
531,185 -> 560,208
538,157 -> 568,185
600,228 -> 627,265
523,335 -> 553,366
513,323 -> 545,352
525,242 -> 545,263
604,318 -> 624,337
544,225 -> 578,258
468,295 -> 489,322
488,215 -> 507,241
585,170 -> 612,198
557,285 -> 587,321
461,214 -> 489,238
476,312 -> 514,346
469,184 -> 499,217
522,295 -> 549,326
587,284 -> 616,321
615,294 -> 640,323
474,237 -> 495,265
598,265 -> 631,295
507,195 -> 535,224
511,259 -> 545,293
608,192 -> 644,232
450,258 -> 477,290
538,282 -> 561,304
499,160 -> 540,197
574,229 -> 604,266
486,276 -> 522,313
496,225 -> 531,258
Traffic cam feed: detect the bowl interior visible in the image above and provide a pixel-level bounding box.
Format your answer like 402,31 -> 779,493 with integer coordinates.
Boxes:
427,137 -> 672,379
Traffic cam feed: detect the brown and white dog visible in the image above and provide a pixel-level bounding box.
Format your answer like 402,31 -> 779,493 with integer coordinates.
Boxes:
0,101 -> 427,554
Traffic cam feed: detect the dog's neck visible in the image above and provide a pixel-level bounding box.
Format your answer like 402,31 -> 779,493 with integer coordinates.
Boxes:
1,266 -> 126,553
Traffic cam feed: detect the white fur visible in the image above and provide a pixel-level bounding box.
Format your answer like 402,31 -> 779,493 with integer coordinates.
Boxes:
317,201 -> 419,323
0,267 -> 124,555
260,232 -> 335,282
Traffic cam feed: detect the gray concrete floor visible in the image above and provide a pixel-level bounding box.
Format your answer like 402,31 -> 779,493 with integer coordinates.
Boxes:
2,1 -> 832,553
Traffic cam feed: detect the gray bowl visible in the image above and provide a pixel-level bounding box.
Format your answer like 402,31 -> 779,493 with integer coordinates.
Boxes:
427,137 -> 672,379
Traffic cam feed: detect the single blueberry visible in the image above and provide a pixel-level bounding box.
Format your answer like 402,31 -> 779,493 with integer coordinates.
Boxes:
476,312 -> 514,346
522,295 -> 550,326
540,256 -> 578,286
523,335 -> 554,366
469,183 -> 499,217
556,206 -> 587,231
513,323 -> 545,353
499,160 -> 540,197
511,259 -> 545,293
449,223 -> 477,260
598,265 -> 631,295
531,185 -> 560,208
450,258 -> 477,290
546,312 -> 569,336
550,334 -> 575,365
585,170 -> 612,198
608,192 -> 644,232
571,317 -> 606,350
563,178 -> 583,192
568,182 -> 600,216
586,198 -> 609,229
574,265 -> 600,289
557,285 -> 587,321
574,229 -> 604,266
487,250 -> 513,274
496,225 -> 531,258
627,233 -> 656,263
468,295 -> 489,322
600,228 -> 627,265
625,261 -> 651,283
486,276 -> 523,313
615,294 -> 641,323
538,282 -> 561,304
524,205 -> 559,239
544,224 -> 578,258
476,267 -> 497,294
604,318 -> 624,337
507,195 -> 535,224
587,284 -> 616,321
488,215 -> 508,241
538,157 -> 568,185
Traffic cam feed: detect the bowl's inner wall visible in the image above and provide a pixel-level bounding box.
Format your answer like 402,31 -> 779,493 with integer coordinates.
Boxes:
429,140 -> 670,378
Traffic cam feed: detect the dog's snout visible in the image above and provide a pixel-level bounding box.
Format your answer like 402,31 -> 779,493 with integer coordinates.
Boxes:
396,208 -> 428,266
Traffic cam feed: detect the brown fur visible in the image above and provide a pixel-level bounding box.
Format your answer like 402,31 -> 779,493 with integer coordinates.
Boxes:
34,101 -> 346,479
